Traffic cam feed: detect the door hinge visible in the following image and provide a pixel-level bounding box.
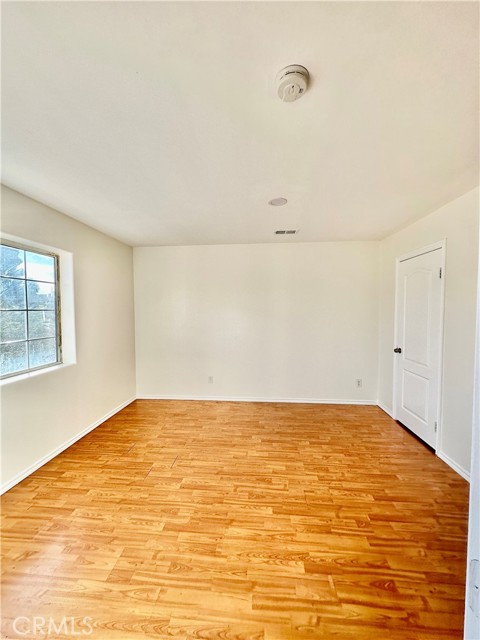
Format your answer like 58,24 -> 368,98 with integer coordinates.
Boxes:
435,421 -> 438,432
439,267 -> 442,279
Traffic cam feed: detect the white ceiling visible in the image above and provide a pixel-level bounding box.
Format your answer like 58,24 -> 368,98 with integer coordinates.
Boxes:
2,1 -> 478,247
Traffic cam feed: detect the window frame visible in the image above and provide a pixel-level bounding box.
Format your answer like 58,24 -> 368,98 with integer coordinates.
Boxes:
0,239 -> 63,380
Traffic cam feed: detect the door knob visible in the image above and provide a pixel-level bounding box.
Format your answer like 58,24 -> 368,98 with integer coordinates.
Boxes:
394,347 -> 402,353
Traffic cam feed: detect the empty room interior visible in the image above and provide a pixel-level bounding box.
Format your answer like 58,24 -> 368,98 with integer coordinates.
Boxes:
1,2 -> 480,639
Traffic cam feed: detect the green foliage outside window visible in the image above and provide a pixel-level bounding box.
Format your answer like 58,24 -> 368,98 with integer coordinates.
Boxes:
0,243 -> 61,378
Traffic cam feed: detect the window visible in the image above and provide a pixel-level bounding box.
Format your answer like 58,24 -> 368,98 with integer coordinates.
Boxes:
0,241 -> 62,378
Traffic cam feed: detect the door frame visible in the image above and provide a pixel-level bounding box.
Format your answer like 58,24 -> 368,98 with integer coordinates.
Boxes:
392,239 -> 447,451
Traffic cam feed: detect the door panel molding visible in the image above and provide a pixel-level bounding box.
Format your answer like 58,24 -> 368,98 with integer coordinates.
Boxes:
402,369 -> 429,422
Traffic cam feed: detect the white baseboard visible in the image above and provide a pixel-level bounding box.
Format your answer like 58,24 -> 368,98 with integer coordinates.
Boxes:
376,403 -> 470,482
137,394 -> 377,405
1,396 -> 136,494
436,450 -> 470,482
377,402 -> 395,419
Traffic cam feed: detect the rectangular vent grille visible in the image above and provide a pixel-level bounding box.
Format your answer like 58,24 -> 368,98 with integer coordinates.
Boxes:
275,229 -> 298,235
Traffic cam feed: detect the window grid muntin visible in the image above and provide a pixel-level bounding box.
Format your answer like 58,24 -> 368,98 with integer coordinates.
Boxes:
0,240 -> 62,379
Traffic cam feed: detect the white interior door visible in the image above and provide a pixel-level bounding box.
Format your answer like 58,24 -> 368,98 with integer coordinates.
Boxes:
394,246 -> 444,448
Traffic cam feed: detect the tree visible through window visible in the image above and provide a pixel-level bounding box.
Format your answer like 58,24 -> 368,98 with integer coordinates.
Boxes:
0,242 -> 61,378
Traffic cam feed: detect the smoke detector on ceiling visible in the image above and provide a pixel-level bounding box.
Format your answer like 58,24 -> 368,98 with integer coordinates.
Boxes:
276,65 -> 309,102
268,197 -> 288,206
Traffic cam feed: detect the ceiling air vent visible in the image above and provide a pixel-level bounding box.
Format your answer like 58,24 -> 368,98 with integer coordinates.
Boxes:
275,229 -> 298,235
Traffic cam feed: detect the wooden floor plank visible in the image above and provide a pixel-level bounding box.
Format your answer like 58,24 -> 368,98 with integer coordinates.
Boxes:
1,400 -> 469,639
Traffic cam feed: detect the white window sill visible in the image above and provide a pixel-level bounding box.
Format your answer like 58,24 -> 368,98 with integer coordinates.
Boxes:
0,361 -> 76,387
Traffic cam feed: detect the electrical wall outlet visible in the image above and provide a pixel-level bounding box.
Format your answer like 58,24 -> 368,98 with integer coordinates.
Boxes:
355,379 -> 362,388
468,559 -> 479,617
208,376 -> 214,384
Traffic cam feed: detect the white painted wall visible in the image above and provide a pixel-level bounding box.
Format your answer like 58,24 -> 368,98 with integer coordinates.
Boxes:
1,186 -> 136,491
378,187 -> 479,476
464,220 -> 480,639
134,242 -> 379,403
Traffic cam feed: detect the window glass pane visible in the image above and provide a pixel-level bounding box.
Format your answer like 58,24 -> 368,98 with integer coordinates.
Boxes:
29,338 -> 57,368
27,281 -> 56,310
26,252 -> 55,283
0,311 -> 27,342
0,243 -> 61,378
0,278 -> 26,310
0,341 -> 28,375
28,311 -> 56,339
0,245 -> 25,278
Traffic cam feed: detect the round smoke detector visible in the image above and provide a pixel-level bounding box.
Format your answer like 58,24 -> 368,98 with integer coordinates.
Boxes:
276,65 -> 309,102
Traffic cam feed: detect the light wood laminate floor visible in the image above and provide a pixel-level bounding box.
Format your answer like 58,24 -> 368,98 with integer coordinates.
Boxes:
1,401 -> 469,639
